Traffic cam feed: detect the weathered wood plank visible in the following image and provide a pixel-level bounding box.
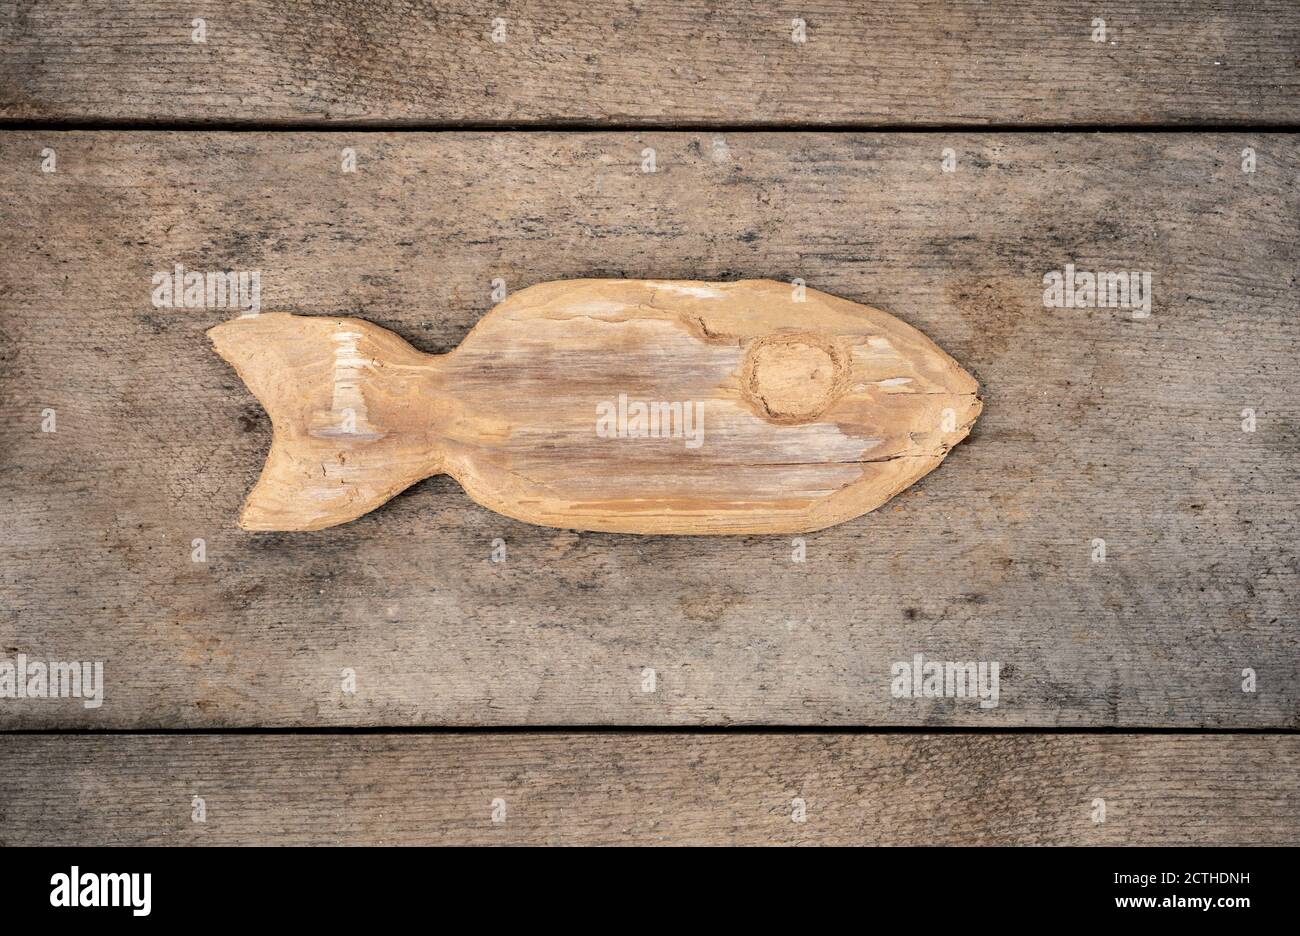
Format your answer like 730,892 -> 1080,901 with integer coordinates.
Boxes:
0,733 -> 1294,845
2,1 -> 1298,126
0,131 -> 1297,728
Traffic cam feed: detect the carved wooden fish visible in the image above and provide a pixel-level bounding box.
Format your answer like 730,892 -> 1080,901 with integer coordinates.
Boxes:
208,279 -> 981,534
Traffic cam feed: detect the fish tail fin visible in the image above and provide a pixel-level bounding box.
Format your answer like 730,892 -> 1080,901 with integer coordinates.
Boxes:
207,313 -> 441,531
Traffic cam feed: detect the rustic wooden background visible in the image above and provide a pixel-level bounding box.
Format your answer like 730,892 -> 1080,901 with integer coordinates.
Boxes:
3,0 -> 1298,125
1,1 -> 1297,845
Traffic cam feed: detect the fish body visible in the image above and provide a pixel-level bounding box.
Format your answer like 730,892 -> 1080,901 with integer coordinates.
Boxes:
208,279 -> 981,533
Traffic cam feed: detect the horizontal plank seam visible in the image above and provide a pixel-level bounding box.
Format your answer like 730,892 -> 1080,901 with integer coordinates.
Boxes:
3,121 -> 1300,133
1,726 -> 1297,737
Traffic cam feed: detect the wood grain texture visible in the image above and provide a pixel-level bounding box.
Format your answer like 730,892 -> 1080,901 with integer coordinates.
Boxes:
1,131 -> 1297,728
2,1 -> 1299,126
208,284 -> 981,533
0,733 -> 1294,845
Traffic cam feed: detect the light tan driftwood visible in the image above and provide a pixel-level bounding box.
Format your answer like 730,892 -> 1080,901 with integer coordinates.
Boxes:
208,279 -> 981,534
